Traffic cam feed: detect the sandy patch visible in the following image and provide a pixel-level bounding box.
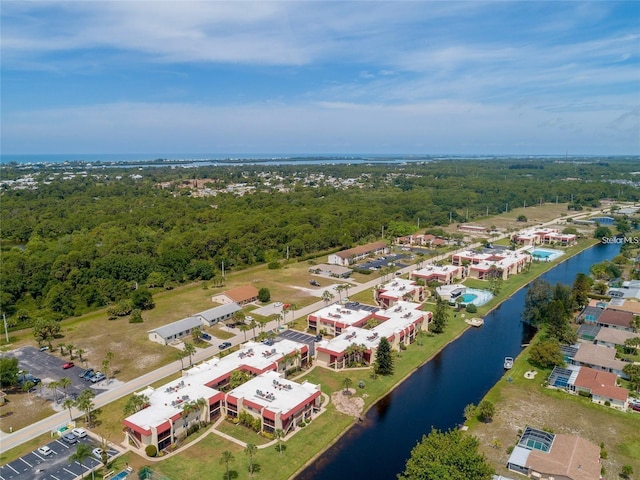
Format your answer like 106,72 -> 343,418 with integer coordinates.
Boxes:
331,388 -> 364,417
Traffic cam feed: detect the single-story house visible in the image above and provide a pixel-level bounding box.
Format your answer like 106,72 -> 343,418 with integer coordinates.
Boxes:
308,263 -> 352,278
571,342 -> 628,379
594,328 -> 639,349
506,427 -> 600,480
327,241 -> 389,266
211,285 -> 259,306
596,308 -> 635,331
148,316 -> 203,345
196,303 -> 241,326
573,367 -> 628,410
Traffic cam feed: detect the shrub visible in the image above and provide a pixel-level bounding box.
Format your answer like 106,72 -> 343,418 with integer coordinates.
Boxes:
465,303 -> 478,313
258,287 -> 271,302
145,445 -> 157,457
578,390 -> 591,398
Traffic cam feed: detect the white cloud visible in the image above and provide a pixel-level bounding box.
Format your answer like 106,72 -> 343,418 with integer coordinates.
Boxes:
3,99 -> 637,155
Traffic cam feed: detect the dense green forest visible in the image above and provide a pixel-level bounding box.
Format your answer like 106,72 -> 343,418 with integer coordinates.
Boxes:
1,158 -> 638,328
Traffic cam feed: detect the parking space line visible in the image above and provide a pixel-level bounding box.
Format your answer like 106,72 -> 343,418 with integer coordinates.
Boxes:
64,467 -> 76,476
56,440 -> 69,448
51,475 -> 61,480
4,464 -> 19,474
20,457 -> 32,468
33,452 -> 44,461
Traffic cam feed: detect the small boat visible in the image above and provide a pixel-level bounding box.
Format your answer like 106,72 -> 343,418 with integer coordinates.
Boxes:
504,357 -> 514,370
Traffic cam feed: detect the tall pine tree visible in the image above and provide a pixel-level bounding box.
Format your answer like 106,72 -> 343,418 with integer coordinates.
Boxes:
375,337 -> 394,375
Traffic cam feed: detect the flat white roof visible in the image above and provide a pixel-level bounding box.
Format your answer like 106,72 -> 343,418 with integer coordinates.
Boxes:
321,301 -> 425,353
378,278 -> 419,299
310,303 -> 375,326
229,370 -> 319,415
412,265 -> 462,277
125,378 -> 217,432
126,339 -> 307,431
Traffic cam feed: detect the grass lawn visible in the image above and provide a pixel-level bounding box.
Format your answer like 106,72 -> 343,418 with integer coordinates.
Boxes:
216,420 -> 270,445
467,342 -> 640,480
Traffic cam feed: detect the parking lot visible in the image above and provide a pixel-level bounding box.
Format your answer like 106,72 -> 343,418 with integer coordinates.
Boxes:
357,253 -> 410,271
0,434 -> 118,480
277,330 -> 318,357
9,347 -> 108,401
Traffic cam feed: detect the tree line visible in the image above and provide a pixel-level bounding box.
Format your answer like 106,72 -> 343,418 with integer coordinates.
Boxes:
2,159 -> 638,328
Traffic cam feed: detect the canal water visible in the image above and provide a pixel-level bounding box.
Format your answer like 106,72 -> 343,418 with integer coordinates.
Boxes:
296,241 -> 621,480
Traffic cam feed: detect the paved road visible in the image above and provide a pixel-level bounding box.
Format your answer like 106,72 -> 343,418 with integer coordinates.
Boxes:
0,206 -> 610,454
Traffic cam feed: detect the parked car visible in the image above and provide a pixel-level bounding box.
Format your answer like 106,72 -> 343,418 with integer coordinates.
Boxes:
261,339 -> 274,346
225,323 -> 236,328
90,372 -> 106,383
218,342 -> 232,350
82,369 -> 96,380
315,334 -> 323,342
19,373 -> 41,385
92,447 -> 104,460
63,362 -> 75,369
309,279 -> 320,287
37,445 -> 53,456
201,333 -> 212,341
80,368 -> 94,379
62,432 -> 78,444
72,427 -> 87,438
39,346 -> 50,352
274,302 -> 283,307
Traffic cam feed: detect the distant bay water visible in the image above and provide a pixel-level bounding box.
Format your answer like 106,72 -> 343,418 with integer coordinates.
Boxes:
0,153 -> 588,167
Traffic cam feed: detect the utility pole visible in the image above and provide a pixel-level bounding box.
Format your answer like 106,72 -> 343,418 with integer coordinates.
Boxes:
3,313 -> 8,343
221,261 -> 225,278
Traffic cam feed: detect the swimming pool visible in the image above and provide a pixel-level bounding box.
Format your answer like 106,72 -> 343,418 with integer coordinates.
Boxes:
111,471 -> 129,480
530,248 -> 563,262
460,288 -> 493,307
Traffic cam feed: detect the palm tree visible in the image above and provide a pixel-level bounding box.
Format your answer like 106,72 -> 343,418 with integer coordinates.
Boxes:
342,377 -> 353,394
342,283 -> 351,298
195,397 -> 208,427
66,344 -> 75,360
181,401 -> 197,434
104,351 -> 115,382
219,450 -> 234,480
238,323 -> 249,342
321,290 -> 334,305
48,380 -> 59,403
76,348 -> 85,362
70,443 -> 93,479
183,342 -> 197,367
334,284 -> 345,302
176,349 -> 188,370
76,389 -> 96,426
59,377 -> 72,398
275,429 -> 285,456
245,442 -> 257,476
63,398 -> 75,422
249,319 -> 258,339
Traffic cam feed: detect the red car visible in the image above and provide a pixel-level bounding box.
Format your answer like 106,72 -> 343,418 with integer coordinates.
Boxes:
63,362 -> 75,369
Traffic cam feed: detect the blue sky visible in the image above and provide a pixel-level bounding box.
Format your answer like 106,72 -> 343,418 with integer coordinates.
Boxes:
2,1 -> 639,155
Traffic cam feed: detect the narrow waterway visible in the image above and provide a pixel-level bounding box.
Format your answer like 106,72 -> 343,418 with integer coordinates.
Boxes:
297,242 -> 621,480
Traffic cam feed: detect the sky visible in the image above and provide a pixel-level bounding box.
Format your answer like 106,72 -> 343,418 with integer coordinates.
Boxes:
1,1 -> 639,156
